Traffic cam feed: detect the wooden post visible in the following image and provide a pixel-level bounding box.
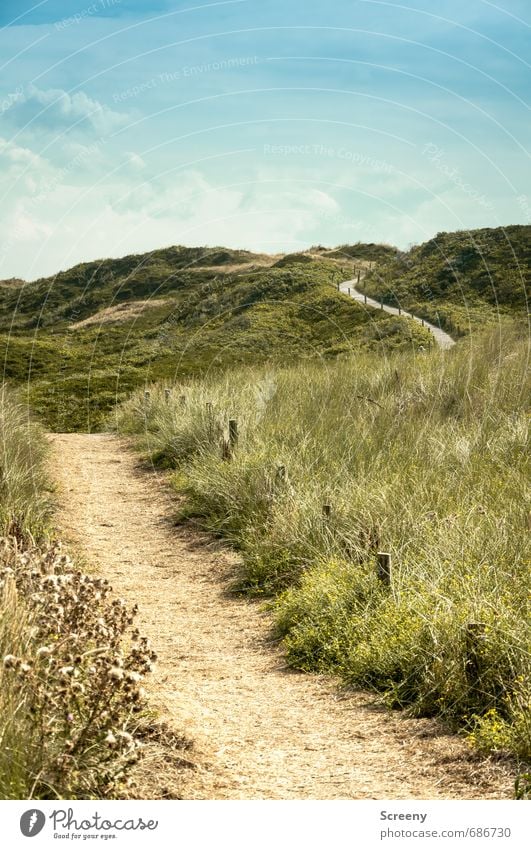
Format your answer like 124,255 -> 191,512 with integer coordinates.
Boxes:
348,287 -> 351,296
465,623 -> 487,685
364,293 -> 367,304
229,419 -> 238,450
276,464 -> 287,483
421,318 -> 424,327
398,306 -> 401,316
377,552 -> 391,586
380,298 -> 383,310
357,269 -> 361,284
164,388 -> 171,402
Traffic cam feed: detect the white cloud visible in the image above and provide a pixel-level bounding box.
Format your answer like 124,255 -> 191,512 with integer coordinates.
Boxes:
9,84 -> 129,137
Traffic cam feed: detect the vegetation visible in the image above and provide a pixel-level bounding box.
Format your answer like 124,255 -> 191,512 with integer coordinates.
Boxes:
358,225 -> 530,336
0,385 -> 155,799
0,245 -> 429,431
0,385 -> 51,535
114,320 -> 530,763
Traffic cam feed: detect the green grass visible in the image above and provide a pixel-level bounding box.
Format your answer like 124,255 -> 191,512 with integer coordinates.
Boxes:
358,225 -> 530,336
114,320 -> 530,762
0,385 -> 51,536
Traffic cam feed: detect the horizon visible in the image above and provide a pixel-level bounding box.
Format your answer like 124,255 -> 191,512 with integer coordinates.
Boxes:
3,219 -> 529,284
0,1 -> 529,280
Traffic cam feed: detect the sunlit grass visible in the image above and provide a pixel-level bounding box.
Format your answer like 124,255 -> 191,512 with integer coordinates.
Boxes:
114,321 -> 530,760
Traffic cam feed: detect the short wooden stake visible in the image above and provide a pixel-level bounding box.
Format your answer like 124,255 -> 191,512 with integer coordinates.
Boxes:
348,287 -> 351,295
465,623 -> 487,684
398,306 -> 401,316
377,552 -> 391,586
357,269 -> 361,284
421,318 -> 424,327
380,298 -> 383,310
229,419 -> 238,449
364,293 -> 367,304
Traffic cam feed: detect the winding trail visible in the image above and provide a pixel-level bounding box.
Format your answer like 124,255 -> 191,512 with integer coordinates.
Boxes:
340,280 -> 456,349
50,433 -> 510,800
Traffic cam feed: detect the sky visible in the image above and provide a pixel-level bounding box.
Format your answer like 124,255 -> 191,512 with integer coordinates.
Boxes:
0,0 -> 529,279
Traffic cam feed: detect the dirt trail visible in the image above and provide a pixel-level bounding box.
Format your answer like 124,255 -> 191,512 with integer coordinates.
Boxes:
50,433 -> 511,800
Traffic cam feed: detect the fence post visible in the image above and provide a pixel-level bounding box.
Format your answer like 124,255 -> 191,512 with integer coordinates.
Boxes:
465,623 -> 487,685
398,306 -> 401,316
348,287 -> 351,296
364,293 -> 367,304
229,419 -> 239,450
377,552 -> 391,586
380,298 -> 383,310
276,464 -> 287,483
357,269 -> 361,284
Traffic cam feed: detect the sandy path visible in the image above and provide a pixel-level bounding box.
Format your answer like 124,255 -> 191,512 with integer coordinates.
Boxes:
49,433 -> 511,799
340,280 -> 456,349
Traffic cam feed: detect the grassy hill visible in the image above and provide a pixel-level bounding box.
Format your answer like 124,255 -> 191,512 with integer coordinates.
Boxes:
0,245 -> 430,431
358,225 -> 530,335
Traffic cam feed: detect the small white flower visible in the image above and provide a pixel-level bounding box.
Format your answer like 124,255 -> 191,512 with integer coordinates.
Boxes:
59,666 -> 75,678
126,671 -> 141,683
105,731 -> 117,747
110,667 -> 124,680
36,646 -> 53,658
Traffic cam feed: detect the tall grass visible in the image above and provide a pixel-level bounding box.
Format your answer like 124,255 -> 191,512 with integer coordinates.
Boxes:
0,385 -> 50,535
114,321 -> 530,761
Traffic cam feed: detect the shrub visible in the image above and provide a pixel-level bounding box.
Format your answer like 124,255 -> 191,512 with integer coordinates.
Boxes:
0,535 -> 156,799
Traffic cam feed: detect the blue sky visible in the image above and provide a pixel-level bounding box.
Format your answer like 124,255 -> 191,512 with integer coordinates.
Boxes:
0,0 -> 529,278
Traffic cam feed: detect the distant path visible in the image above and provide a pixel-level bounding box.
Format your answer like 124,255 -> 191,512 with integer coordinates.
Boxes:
50,433 -> 510,800
340,280 -> 456,349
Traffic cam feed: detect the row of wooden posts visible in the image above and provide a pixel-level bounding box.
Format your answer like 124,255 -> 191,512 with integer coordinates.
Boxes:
340,284 -> 462,337
324,501 -> 485,681
143,390 -> 485,682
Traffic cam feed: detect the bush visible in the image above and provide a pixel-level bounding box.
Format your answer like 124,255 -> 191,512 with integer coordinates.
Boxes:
0,535 -> 156,799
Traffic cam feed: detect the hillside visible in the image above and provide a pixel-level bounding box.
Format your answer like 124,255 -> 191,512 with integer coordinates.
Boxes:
358,225 -> 530,335
0,244 -> 430,431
